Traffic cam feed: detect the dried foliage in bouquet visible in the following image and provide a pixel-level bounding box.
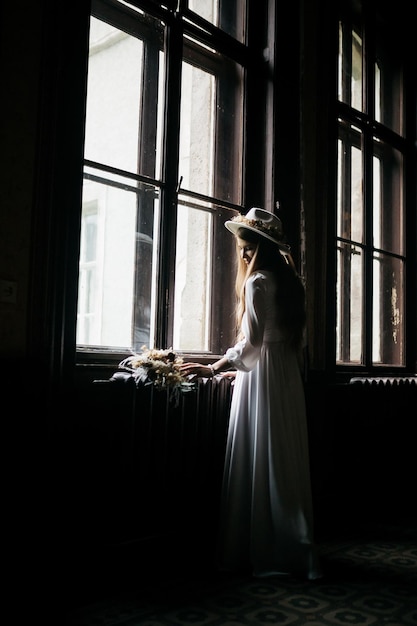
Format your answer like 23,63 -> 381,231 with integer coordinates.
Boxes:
118,346 -> 195,405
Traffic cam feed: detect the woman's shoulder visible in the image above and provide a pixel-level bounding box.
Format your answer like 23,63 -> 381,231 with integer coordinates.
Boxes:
246,271 -> 275,291
247,270 -> 273,284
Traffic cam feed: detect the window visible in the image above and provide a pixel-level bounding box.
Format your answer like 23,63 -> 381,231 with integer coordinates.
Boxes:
76,0 -> 255,357
336,0 -> 408,368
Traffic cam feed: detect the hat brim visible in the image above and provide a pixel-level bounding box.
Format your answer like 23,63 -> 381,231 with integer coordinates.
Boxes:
224,220 -> 291,253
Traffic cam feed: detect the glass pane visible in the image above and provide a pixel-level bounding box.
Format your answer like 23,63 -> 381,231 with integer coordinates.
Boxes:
77,206 -> 99,344
179,63 -> 215,197
84,18 -> 143,171
173,201 -> 212,351
373,141 -> 404,255
336,242 -> 364,364
179,53 -> 244,204
77,176 -> 159,349
338,20 -> 363,111
374,17 -> 404,134
337,129 -> 363,243
133,188 -> 160,352
372,253 -> 404,365
188,0 -> 246,42
84,15 -> 165,179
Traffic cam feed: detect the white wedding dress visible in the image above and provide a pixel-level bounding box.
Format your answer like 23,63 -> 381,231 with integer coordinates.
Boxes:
217,271 -> 322,580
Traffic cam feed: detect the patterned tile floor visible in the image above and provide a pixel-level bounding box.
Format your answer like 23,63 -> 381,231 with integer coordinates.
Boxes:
65,520 -> 417,626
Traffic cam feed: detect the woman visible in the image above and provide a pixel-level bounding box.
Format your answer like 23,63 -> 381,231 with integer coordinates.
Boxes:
180,207 -> 321,580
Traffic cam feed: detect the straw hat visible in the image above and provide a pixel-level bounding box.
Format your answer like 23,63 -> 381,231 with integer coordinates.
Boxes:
225,207 -> 291,253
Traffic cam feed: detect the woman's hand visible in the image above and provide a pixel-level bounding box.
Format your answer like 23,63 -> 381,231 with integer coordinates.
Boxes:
179,362 -> 214,379
220,371 -> 236,379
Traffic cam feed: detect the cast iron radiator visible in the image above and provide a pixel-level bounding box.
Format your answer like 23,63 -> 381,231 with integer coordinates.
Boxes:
342,375 -> 417,514
305,375 -> 416,524
84,374 -> 234,544
350,376 -> 417,387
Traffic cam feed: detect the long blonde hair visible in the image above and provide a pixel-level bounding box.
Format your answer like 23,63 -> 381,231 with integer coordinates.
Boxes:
234,227 -> 306,349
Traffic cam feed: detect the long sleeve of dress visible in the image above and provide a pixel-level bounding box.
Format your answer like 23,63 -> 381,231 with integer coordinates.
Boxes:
225,274 -> 267,372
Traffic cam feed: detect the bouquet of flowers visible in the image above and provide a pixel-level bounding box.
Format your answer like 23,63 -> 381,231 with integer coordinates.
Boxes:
118,346 -> 195,404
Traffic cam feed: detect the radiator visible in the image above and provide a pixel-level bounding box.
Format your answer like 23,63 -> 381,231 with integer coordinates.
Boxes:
348,376 -> 417,420
86,374 -> 234,544
305,375 -> 416,529
350,376 -> 417,386
72,371 -> 415,548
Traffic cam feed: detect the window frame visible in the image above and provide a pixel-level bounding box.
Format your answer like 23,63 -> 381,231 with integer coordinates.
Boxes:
75,0 -> 276,366
333,0 -> 415,377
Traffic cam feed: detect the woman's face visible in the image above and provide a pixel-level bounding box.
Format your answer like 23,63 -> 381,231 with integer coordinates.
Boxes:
236,236 -> 257,265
